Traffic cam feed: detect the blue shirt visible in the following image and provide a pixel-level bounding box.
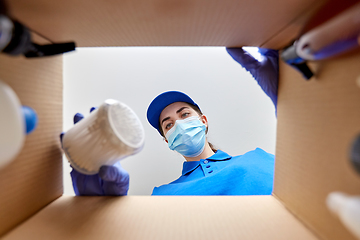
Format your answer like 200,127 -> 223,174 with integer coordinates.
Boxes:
151,148 -> 274,195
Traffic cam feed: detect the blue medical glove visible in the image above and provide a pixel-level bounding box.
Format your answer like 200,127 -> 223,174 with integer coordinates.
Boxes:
226,47 -> 279,107
60,108 -> 129,196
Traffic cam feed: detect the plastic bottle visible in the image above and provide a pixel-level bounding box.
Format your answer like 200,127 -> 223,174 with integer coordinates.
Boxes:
0,80 -> 38,169
327,192 -> 360,239
296,2 -> 360,61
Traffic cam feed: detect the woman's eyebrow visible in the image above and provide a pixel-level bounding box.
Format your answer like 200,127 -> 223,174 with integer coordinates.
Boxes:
176,107 -> 189,114
161,117 -> 170,125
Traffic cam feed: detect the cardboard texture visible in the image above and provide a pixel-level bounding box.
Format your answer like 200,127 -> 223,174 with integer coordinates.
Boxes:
275,50 -> 360,240
262,0 -> 360,49
0,55 -> 63,236
8,0 -> 324,48
3,196 -> 319,240
1,0 -> 360,239
260,0 -> 326,49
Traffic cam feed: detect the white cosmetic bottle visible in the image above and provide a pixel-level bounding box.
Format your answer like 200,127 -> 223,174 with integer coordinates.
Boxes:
327,192 -> 360,239
0,80 -> 25,168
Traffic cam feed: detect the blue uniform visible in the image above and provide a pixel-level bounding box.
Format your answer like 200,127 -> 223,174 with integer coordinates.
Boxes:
152,148 -> 274,195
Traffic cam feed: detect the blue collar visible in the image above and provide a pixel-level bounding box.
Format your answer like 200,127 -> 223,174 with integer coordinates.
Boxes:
181,150 -> 232,175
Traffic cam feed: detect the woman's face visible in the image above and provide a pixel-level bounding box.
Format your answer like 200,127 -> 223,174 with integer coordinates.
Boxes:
159,102 -> 207,138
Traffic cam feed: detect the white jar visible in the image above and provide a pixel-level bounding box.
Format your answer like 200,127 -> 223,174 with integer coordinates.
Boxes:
62,99 -> 145,174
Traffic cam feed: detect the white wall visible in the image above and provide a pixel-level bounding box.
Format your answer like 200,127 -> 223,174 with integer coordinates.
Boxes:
63,47 -> 277,195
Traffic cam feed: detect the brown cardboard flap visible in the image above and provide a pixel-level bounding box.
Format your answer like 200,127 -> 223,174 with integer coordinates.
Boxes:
274,50 -> 360,240
3,195 -> 318,240
260,0 -> 326,49
8,0 -> 323,48
0,55 -> 63,236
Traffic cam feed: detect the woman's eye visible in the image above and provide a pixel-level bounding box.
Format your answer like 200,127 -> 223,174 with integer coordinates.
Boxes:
165,123 -> 173,130
181,112 -> 190,118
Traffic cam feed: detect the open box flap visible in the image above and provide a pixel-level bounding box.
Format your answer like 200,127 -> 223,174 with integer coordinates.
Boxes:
3,195 -> 319,240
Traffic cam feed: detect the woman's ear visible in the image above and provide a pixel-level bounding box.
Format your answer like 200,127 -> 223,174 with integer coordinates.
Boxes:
200,115 -> 208,128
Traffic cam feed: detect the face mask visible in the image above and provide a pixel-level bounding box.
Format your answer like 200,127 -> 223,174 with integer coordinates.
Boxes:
165,116 -> 206,157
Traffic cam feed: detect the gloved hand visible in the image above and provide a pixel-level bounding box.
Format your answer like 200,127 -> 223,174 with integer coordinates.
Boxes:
60,107 -> 129,196
226,47 -> 279,107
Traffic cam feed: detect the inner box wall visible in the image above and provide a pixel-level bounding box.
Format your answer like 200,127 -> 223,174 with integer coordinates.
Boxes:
274,50 -> 360,240
0,55 -> 63,236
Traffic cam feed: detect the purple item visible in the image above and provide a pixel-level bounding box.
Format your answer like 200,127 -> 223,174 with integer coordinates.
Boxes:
60,108 -> 129,196
226,47 -> 279,108
70,161 -> 129,196
313,35 -> 359,60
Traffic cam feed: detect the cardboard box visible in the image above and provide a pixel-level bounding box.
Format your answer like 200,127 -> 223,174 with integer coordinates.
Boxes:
1,0 -> 360,239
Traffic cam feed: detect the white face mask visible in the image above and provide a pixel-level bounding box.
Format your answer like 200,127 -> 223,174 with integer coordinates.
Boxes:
165,116 -> 206,157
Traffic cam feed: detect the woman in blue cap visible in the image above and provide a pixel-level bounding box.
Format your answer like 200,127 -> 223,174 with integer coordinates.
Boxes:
147,90 -> 275,195
64,47 -> 278,196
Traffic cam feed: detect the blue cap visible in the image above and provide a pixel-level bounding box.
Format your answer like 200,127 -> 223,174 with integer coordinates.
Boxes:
22,106 -> 38,134
147,91 -> 200,135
